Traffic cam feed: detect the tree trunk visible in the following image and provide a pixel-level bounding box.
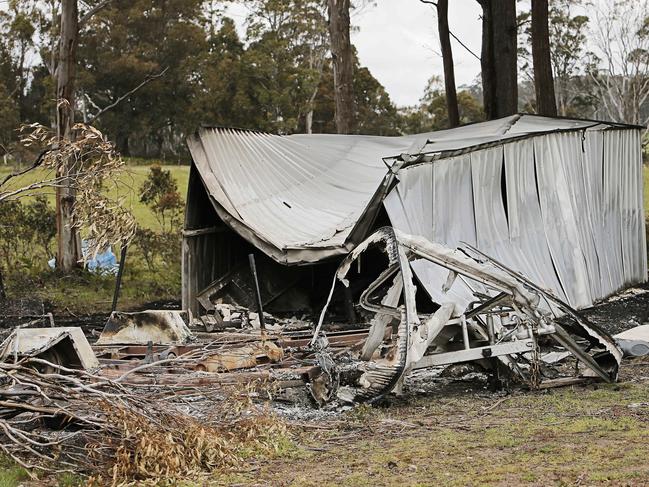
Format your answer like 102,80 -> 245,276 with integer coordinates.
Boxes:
56,0 -> 81,271
478,0 -> 495,119
478,0 -> 518,119
327,0 -> 354,134
531,0 -> 557,116
437,0 -> 459,127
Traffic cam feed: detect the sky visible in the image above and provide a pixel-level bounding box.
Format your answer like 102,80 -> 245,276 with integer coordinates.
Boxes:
350,0 -> 483,106
225,1 -> 485,108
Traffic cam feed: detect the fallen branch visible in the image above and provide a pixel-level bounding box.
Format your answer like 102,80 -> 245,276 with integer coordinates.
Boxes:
0,355 -> 288,484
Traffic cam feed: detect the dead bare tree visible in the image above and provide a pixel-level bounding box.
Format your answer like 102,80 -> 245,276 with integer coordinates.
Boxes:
531,0 -> 557,116
588,0 -> 649,129
327,0 -> 355,134
477,0 -> 518,119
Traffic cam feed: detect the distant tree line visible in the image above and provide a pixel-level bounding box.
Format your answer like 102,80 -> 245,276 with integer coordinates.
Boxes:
1,0 -> 648,163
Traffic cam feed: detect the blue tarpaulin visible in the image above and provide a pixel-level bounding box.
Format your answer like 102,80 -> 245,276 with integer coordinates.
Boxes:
48,240 -> 119,275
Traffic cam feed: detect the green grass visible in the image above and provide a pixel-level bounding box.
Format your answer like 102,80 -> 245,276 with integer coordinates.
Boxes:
0,458 -> 28,487
0,458 -> 83,487
0,158 -> 190,230
1,158 -> 188,312
219,380 -> 649,486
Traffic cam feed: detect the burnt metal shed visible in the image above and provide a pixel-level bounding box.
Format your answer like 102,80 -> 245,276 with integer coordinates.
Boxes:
183,114 -> 647,316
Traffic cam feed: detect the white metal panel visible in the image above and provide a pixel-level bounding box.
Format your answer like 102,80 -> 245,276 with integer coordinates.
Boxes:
471,146 -> 509,262
558,132 -> 602,300
385,128 -> 645,310
618,129 -> 647,284
602,130 -> 626,292
385,155 -> 481,312
383,164 -> 433,237
583,131 -> 614,297
533,134 -> 592,308
504,139 -> 567,301
430,154 -> 476,247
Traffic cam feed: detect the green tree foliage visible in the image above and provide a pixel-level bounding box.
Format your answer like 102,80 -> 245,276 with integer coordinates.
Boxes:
0,0 -> 414,157
0,195 -> 56,268
399,76 -> 484,133
78,0 -> 208,157
139,165 -> 184,231
135,165 -> 184,270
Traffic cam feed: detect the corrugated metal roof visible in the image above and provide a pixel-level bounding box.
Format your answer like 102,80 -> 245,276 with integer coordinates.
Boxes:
187,128 -> 429,262
187,114 -> 639,264
406,114 -> 631,155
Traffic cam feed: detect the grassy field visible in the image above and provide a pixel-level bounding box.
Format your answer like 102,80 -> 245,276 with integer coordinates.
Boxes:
0,159 -> 189,312
0,160 -> 190,229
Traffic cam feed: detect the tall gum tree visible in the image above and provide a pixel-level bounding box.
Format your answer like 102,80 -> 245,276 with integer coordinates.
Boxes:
477,0 -> 518,119
531,0 -> 557,116
56,0 -> 81,270
327,0 -> 354,134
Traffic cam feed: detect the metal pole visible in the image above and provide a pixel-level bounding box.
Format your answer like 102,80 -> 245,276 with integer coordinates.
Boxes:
486,315 -> 496,345
248,253 -> 266,331
460,315 -> 470,350
111,243 -> 128,313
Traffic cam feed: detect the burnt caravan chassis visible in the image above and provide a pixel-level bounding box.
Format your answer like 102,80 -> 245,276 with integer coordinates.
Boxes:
309,227 -> 622,404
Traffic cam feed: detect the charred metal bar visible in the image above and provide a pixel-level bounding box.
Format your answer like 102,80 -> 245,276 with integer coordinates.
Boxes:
460,315 -> 470,350
486,315 -> 496,345
248,253 -> 265,331
412,339 -> 534,369
466,292 -> 509,320
551,324 -> 613,383
111,243 -> 128,313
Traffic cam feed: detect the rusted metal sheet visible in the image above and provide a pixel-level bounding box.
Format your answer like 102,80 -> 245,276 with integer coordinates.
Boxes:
194,341 -> 284,372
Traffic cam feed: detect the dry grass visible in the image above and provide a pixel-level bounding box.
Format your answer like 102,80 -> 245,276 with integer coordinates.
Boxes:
88,399 -> 288,486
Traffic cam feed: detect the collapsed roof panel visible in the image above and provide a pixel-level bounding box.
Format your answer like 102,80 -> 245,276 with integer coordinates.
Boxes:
187,127 -> 430,263
405,113 -> 638,157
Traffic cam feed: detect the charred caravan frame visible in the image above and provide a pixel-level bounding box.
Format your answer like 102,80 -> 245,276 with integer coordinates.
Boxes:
308,228 -> 621,404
